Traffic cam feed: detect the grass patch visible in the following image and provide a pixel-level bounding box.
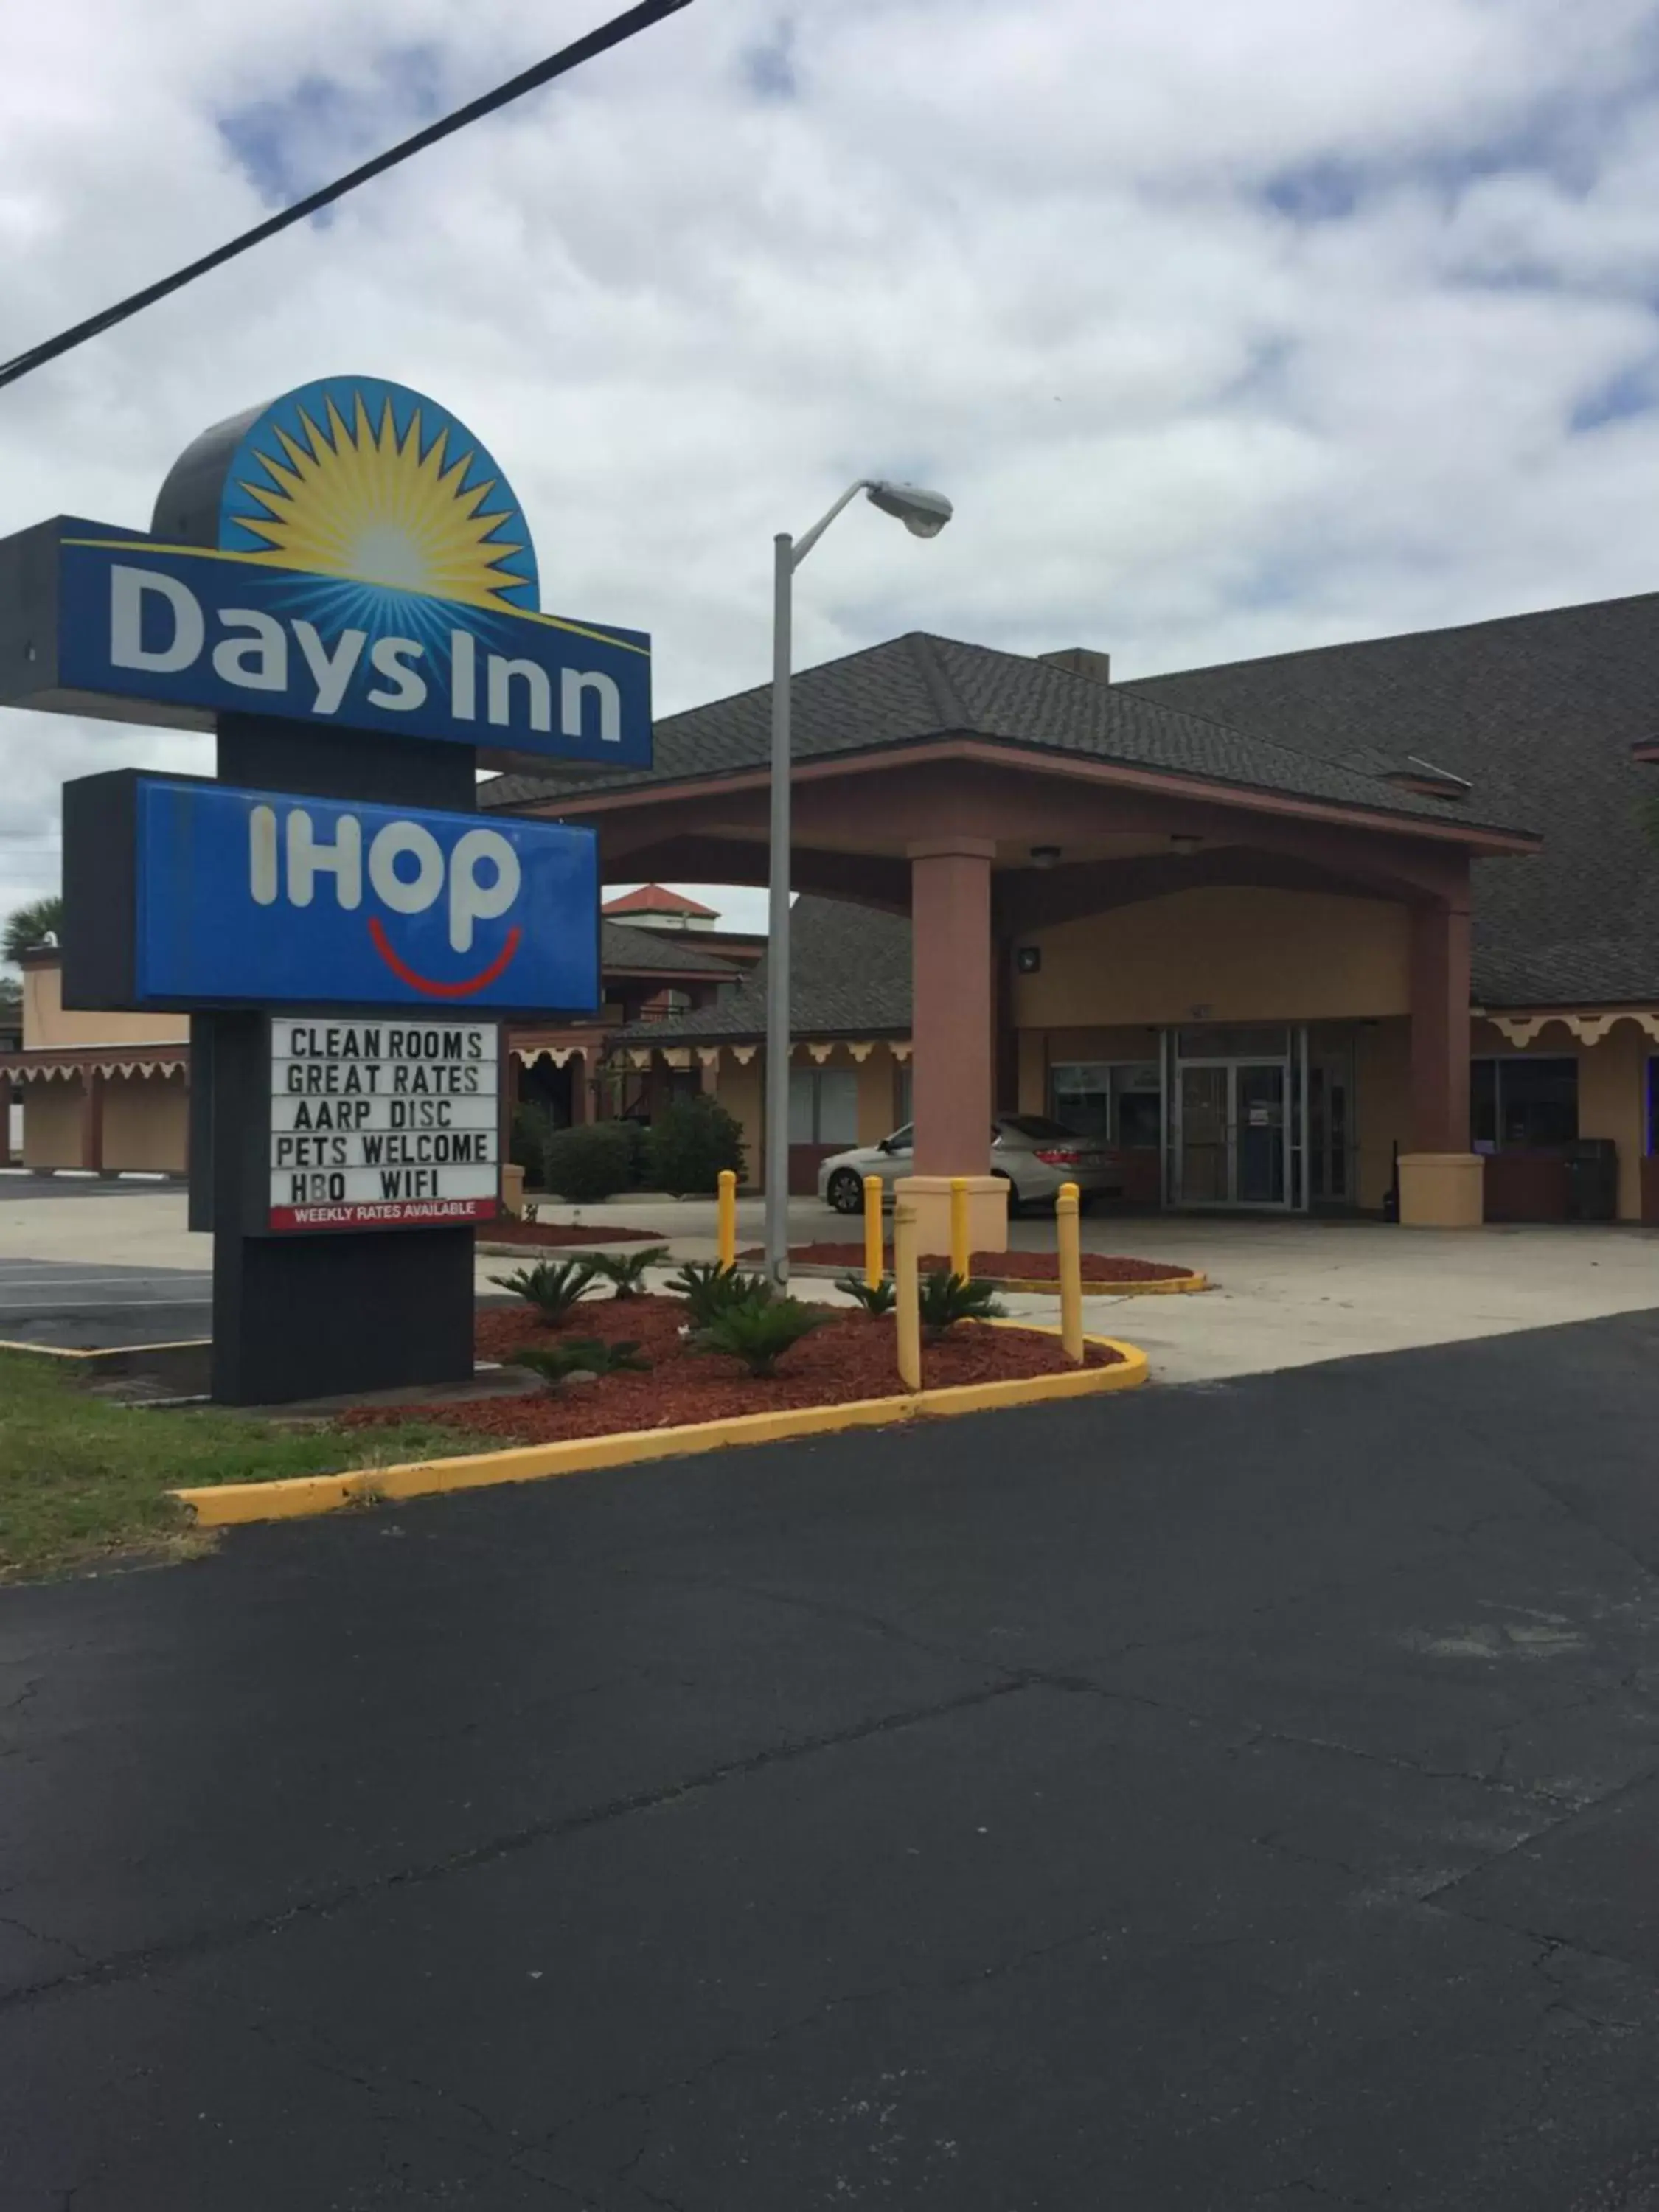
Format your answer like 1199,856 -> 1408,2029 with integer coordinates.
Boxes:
0,1349 -> 505,1585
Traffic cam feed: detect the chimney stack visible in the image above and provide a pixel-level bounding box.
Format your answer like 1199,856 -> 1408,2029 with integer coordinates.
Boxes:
1038,647 -> 1110,684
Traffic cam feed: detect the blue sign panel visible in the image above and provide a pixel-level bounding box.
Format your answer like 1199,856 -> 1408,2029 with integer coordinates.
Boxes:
131,778 -> 599,1015
0,376 -> 653,766
56,537 -> 652,767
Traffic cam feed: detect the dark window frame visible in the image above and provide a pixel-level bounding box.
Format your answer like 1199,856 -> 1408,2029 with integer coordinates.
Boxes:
1470,1054 -> 1579,1152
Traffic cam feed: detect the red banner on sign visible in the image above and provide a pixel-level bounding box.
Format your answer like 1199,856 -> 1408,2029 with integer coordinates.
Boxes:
268,1197 -> 498,1234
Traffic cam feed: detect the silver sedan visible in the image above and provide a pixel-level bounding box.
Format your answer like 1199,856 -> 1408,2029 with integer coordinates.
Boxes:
817,1115 -> 1124,1214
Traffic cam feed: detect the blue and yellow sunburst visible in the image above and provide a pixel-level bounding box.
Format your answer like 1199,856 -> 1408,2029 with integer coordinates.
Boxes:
215,378 -> 539,648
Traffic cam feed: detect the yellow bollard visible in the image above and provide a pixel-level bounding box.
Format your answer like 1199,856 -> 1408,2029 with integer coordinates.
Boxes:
949,1175 -> 970,1282
1056,1180 -> 1085,1365
863,1175 -> 884,1290
717,1168 -> 737,1273
894,1195 -> 922,1393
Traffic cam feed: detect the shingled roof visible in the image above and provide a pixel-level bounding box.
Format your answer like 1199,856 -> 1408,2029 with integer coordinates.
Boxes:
599,919 -> 737,978
518,594 -> 1659,1020
1121,589 -> 1659,1006
610,897 -> 910,1044
484,630 -> 1531,838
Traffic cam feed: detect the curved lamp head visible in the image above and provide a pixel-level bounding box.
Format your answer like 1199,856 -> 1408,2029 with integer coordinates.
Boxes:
866,480 -> 953,539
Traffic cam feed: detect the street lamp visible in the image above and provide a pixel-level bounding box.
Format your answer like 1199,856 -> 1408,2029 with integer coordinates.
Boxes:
765,479 -> 954,1288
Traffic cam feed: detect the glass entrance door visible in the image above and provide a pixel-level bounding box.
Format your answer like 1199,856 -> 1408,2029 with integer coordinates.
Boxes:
1178,1067 -> 1230,1203
1167,1032 -> 1299,1208
1234,1063 -> 1287,1205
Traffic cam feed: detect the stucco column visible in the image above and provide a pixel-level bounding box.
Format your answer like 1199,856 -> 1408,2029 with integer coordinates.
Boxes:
900,840 -> 1008,1253
79,1068 -> 105,1174
1400,894 -> 1482,1226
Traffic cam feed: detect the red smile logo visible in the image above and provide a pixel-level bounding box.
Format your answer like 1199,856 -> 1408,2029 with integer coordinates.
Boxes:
368,915 -> 523,998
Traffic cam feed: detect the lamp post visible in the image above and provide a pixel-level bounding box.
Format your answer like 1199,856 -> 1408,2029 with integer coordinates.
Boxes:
765,478 -> 954,1289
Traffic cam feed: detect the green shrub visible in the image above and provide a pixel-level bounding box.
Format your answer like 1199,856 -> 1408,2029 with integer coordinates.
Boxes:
667,1261 -> 772,1329
512,1338 -> 651,1389
510,1100 -> 560,1177
543,1122 -> 635,1203
644,1093 -> 745,1197
490,1259 -> 599,1325
691,1296 -> 830,1379
587,1246 -> 671,1298
917,1270 -> 1005,1340
619,1116 -> 653,1189
836,1273 -> 897,1315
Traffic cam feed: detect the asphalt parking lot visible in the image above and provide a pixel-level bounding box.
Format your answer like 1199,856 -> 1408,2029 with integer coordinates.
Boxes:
0,1256 -> 212,1349
8,1310 -> 1659,2207
0,1171 -> 177,1202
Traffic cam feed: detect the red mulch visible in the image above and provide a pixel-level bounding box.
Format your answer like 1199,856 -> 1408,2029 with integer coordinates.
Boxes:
742,1244 -> 1194,1284
484,1220 -> 669,1248
342,1293 -> 1119,1445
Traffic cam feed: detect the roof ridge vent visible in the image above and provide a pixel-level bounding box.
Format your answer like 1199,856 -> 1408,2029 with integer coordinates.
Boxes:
1380,752 -> 1472,800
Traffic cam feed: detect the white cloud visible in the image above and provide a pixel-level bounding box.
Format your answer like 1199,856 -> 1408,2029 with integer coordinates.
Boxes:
5,0 -> 1659,935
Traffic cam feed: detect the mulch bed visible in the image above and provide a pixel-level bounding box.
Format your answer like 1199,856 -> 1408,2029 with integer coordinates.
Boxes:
342,1293 -> 1119,1446
742,1244 -> 1195,1284
484,1220 -> 669,1248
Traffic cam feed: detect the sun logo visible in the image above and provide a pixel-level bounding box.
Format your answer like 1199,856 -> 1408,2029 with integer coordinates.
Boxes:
217,379 -> 539,615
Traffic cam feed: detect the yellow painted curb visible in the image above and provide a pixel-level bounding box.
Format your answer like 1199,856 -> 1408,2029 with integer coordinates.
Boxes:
0,1337 -> 209,1362
779,1262 -> 1208,1297
171,1332 -> 1150,1528
978,1270 -> 1208,1297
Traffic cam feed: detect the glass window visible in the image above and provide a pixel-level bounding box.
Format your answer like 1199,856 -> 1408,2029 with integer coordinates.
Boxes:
787,1066 -> 815,1144
1050,1062 -> 1111,1140
1470,1057 -> 1578,1150
1176,1026 -> 1288,1060
788,1067 -> 860,1144
1118,1089 -> 1161,1149
816,1069 -> 859,1145
1002,1113 -> 1082,1141
1050,1061 -> 1163,1147
1470,1059 -> 1498,1151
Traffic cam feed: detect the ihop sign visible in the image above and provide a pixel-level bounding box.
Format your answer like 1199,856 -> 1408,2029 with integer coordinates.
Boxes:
63,772 -> 598,1018
0,375 -> 652,767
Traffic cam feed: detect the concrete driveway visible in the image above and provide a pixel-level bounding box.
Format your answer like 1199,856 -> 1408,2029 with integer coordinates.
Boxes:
9,1314 -> 1659,2205
4,1186 -> 1659,1380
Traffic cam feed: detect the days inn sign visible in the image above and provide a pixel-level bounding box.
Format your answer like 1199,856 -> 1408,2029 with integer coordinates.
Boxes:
2,373 -> 630,1392
0,374 -> 652,768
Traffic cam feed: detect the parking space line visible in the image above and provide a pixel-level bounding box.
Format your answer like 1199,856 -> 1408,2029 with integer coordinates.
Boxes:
0,1295 -> 213,1312
0,1273 -> 212,1289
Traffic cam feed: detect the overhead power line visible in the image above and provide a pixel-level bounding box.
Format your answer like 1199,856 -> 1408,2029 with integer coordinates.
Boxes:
0,0 -> 695,394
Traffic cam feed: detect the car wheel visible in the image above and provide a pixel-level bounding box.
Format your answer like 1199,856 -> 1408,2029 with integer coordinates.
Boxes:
826,1169 -> 866,1214
993,1169 -> 1023,1218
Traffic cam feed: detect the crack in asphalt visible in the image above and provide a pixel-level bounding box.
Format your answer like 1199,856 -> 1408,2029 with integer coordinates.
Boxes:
0,1674 -> 1032,2014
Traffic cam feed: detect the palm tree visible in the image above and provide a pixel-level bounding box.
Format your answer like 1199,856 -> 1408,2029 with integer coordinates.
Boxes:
2,894 -> 63,964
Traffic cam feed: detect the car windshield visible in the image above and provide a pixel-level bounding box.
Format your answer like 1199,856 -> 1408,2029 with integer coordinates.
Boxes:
1000,1115 -> 1086,1141
885,1126 -> 913,1149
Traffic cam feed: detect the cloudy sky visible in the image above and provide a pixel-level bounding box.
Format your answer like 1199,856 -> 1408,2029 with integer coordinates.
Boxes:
5,0 -> 1659,942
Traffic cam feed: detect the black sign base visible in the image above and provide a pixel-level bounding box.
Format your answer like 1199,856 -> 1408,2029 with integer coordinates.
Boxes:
211,1225 -> 476,1407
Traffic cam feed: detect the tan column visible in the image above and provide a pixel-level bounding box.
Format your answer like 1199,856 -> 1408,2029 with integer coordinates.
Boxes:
901,841 -> 1008,1252
1409,898 -> 1471,1152
1399,891 -> 1482,1226
80,1068 -> 105,1173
